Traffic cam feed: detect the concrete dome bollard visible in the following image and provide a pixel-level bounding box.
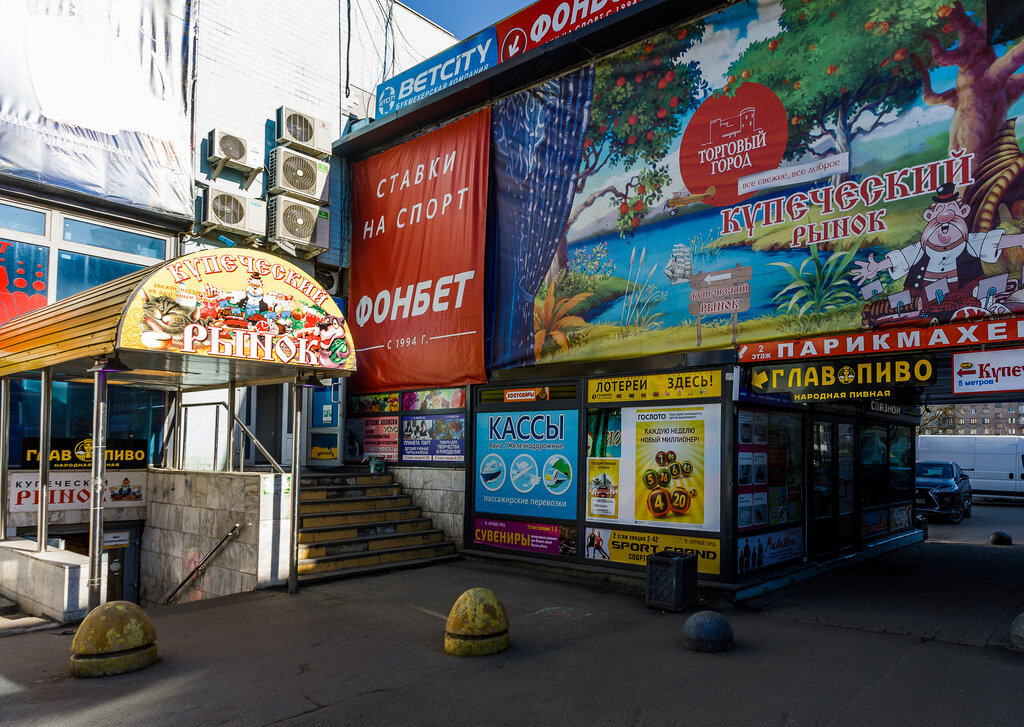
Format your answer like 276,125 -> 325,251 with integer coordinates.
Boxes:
70,601 -> 159,678
990,530 -> 1013,546
1011,614 -> 1024,650
681,610 -> 733,653
444,587 -> 510,657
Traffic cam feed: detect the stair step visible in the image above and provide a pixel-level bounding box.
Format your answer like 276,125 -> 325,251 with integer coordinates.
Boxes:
297,553 -> 462,583
298,518 -> 433,544
297,530 -> 445,559
300,506 -> 422,528
297,541 -> 457,575
300,473 -> 394,487
299,495 -> 412,515
300,484 -> 402,501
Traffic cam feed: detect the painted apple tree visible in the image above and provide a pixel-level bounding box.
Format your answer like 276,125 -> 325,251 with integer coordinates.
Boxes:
724,0 -> 922,182
569,22 -> 708,237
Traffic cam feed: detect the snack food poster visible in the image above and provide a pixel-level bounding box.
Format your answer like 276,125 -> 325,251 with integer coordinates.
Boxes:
587,404 -> 721,532
491,0 -> 1024,371
350,109 -> 490,392
474,410 -> 579,520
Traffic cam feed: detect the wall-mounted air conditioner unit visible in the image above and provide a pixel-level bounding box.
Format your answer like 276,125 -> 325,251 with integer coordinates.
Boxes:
203,189 -> 266,237
268,147 -> 329,204
208,129 -> 261,171
276,106 -> 332,159
268,195 -> 328,256
314,268 -> 341,295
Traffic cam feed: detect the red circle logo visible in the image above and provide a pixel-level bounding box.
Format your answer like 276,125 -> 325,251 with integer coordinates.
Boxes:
679,83 -> 788,207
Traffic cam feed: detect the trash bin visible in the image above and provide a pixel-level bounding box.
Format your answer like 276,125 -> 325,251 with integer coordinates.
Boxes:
646,549 -> 698,611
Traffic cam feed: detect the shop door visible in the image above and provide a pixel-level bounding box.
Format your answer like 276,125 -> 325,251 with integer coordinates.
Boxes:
809,419 -> 858,558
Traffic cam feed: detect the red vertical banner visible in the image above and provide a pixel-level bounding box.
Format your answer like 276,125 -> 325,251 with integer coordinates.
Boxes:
350,109 -> 490,392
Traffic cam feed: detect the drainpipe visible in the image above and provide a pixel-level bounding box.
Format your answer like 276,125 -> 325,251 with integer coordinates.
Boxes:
36,368 -> 52,553
0,377 -> 9,540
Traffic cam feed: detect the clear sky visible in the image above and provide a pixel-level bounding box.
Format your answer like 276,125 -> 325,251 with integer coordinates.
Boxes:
401,0 -> 528,41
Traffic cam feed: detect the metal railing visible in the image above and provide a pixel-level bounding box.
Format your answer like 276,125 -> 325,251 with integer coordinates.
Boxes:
163,400 -> 285,474
161,522 -> 242,606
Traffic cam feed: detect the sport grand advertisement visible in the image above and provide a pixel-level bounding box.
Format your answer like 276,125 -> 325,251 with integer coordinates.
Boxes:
490,0 -> 1024,371
350,110 -> 490,392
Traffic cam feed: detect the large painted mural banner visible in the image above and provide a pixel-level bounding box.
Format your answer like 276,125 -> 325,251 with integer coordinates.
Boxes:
491,0 -> 1024,370
351,110 -> 490,392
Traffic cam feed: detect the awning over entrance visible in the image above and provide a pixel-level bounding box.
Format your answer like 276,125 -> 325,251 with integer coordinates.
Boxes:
0,248 -> 355,388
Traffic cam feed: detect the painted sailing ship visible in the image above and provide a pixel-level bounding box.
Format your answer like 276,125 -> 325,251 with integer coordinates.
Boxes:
663,243 -> 693,285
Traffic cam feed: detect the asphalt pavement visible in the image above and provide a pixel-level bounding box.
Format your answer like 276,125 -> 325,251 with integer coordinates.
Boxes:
2,510 -> 1024,727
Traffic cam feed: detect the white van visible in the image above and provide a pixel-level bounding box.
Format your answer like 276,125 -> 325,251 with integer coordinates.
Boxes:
917,435 -> 1024,501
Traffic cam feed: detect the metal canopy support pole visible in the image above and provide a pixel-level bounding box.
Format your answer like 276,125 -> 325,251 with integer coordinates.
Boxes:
173,388 -> 182,470
226,379 -> 236,472
288,380 -> 303,595
0,377 -> 9,540
35,368 -> 52,553
88,364 -> 108,611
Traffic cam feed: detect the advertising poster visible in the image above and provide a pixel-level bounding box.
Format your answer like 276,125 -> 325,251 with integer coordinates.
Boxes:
737,408 -> 802,532
631,406 -> 719,530
349,393 -> 400,414
584,527 -> 720,575
0,238 -> 48,327
344,417 -> 399,462
953,348 -> 1024,395
118,250 -> 356,373
401,413 -> 465,462
0,1 -> 195,217
474,409 -> 579,520
472,517 -> 576,556
22,438 -> 147,471
491,1 -> 1024,372
586,404 -> 721,532
350,110 -> 490,392
586,458 -> 619,519
9,470 -> 147,512
737,526 -> 803,575
402,388 -> 466,410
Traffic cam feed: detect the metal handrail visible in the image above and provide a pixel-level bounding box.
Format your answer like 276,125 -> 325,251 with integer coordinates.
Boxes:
161,522 -> 242,606
168,401 -> 285,475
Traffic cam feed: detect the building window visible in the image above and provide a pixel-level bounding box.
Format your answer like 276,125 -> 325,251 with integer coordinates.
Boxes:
970,418 -> 978,424
0,202 -> 46,237
56,251 -> 147,299
63,217 -> 165,259
970,429 -> 977,434
984,418 -> 991,424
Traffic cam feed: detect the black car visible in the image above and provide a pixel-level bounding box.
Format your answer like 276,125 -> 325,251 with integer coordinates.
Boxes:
915,461 -> 972,524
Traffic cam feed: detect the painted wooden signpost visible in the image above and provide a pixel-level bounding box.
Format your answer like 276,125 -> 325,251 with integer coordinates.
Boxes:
688,264 -> 753,346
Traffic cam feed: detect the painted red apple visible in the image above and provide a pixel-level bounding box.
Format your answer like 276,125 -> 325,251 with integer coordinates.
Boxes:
741,69 -> 751,79
942,22 -> 953,33
658,80 -> 667,90
657,108 -> 668,118
937,5 -> 952,18
893,48 -> 907,61
637,184 -> 646,194
864,21 -> 875,30
628,114 -> 638,125
669,96 -> 679,107
880,58 -> 890,67
627,135 -> 637,145
878,21 -> 890,33
768,40 -> 779,51
635,73 -> 644,83
631,217 -> 640,228
616,76 -> 626,87
793,81 -> 801,89
633,200 -> 643,212
676,28 -> 687,40
583,138 -> 593,147
826,65 -> 837,75
646,131 -> 654,141
598,123 -> 608,134
619,202 -> 629,214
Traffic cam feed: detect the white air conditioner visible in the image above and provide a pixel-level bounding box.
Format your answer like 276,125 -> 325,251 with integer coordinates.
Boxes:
207,129 -> 261,172
268,195 -> 328,253
315,268 -> 341,295
268,147 -> 329,204
276,106 -> 332,158
203,189 -> 266,237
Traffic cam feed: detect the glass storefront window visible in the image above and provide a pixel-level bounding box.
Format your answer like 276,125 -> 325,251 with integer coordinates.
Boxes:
0,238 -> 49,326
890,425 -> 913,502
0,203 -> 45,236
859,424 -> 889,508
63,218 -> 164,258
57,251 -> 147,299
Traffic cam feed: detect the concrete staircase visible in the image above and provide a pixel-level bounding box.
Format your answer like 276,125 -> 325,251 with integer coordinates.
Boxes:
296,472 -> 458,581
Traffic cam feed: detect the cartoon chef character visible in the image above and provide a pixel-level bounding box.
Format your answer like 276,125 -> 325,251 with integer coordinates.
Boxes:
853,183 -> 1024,298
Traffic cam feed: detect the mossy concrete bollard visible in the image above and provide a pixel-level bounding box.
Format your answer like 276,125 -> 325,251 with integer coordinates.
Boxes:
444,587 -> 509,657
681,610 -> 733,653
1011,613 -> 1024,650
70,601 -> 158,678
990,530 -> 1013,546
